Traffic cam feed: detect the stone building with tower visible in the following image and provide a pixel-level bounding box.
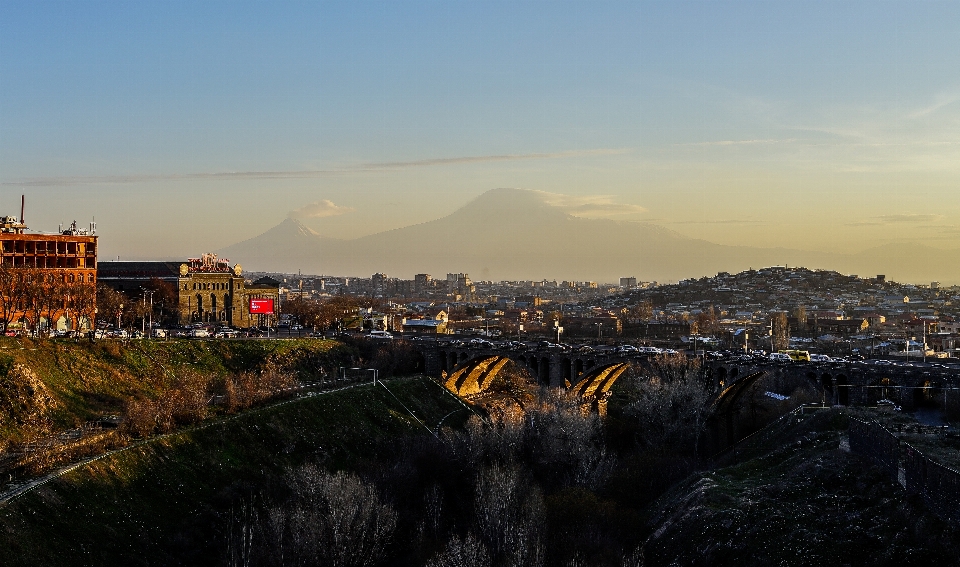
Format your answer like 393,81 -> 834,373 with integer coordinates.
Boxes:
98,253 -> 279,328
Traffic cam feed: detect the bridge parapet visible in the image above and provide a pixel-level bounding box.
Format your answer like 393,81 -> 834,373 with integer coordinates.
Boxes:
705,359 -> 960,408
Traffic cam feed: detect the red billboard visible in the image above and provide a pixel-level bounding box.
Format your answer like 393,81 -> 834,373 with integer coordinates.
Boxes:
249,298 -> 275,314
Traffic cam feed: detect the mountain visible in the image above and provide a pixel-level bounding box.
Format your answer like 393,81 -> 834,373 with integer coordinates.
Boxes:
219,188 -> 960,283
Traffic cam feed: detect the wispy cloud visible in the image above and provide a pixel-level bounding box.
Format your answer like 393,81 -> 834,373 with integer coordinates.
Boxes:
288,200 -> 355,219
908,90 -> 960,119
877,213 -> 943,223
1,148 -> 629,187
532,191 -> 646,219
847,213 -> 943,226
359,148 -> 628,170
680,139 -> 796,147
668,219 -> 763,225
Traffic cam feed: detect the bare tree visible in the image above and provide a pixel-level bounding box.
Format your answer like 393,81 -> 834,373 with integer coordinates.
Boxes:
523,389 -> 612,490
0,263 -> 19,331
771,311 -> 789,351
269,466 -> 397,567
97,284 -> 128,328
426,533 -> 491,567
68,279 -> 97,331
626,355 -> 712,457
474,462 -> 545,567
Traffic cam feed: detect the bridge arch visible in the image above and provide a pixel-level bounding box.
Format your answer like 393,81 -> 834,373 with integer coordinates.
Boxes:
569,362 -> 630,399
443,355 -> 513,396
835,374 -> 849,405
537,357 -> 550,385
561,358 -> 572,386
715,366 -> 728,390
867,376 -> 899,405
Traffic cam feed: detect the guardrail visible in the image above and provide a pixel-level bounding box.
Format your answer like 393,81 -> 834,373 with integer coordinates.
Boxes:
849,417 -> 960,524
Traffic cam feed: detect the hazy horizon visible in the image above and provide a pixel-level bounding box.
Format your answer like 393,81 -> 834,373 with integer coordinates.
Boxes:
3,0 -> 960,279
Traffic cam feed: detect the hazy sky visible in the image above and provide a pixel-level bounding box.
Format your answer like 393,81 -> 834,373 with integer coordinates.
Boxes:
2,0 -> 959,261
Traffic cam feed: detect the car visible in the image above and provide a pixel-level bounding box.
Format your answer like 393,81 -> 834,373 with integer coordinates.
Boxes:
368,330 -> 394,340
769,352 -> 792,362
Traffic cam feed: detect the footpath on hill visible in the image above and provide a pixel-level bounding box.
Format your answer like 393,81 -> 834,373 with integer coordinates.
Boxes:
0,337 -> 371,478
0,375 -> 467,566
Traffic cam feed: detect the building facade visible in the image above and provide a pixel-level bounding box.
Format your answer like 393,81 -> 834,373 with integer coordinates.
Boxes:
0,217 -> 98,331
98,253 -> 279,328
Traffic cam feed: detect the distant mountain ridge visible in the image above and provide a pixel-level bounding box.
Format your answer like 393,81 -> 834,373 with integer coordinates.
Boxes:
219,188 -> 960,284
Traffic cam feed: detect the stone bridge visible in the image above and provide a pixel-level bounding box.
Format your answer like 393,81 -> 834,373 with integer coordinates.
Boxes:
706,359 -> 960,411
420,340 -> 960,412
422,341 -> 668,388
422,341 -> 659,412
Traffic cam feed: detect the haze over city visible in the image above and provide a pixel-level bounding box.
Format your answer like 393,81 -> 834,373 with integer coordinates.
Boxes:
3,0 -> 960,283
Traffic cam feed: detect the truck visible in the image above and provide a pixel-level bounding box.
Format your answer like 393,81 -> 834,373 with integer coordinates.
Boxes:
778,349 -> 811,362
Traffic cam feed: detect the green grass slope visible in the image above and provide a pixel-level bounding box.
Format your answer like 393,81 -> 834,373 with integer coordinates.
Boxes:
0,337 -> 350,444
0,376 -> 466,566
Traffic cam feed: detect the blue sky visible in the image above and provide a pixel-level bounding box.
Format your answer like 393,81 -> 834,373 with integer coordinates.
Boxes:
2,0 -> 959,260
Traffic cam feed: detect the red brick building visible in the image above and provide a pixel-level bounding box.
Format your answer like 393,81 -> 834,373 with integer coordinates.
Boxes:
0,217 -> 97,332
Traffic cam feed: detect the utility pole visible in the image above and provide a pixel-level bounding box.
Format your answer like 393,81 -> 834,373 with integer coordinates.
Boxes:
923,322 -> 927,362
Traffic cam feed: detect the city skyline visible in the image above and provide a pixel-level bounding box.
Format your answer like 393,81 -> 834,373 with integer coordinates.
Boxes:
2,1 -> 960,275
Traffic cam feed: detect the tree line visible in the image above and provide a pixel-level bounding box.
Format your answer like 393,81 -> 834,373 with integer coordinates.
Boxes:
0,265 -> 96,334
213,354 -> 757,567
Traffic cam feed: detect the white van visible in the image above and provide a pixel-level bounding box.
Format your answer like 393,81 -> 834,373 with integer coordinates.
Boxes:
368,330 -> 394,340
190,328 -> 211,338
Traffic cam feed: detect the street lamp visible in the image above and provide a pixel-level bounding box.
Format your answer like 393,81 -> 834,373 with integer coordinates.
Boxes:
142,290 -> 154,339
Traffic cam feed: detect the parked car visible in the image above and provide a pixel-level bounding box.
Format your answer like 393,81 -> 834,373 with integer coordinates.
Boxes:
368,330 -> 394,340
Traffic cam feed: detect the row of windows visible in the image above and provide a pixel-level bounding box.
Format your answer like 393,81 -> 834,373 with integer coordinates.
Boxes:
7,272 -> 95,284
1,240 -> 95,255
183,281 -> 235,291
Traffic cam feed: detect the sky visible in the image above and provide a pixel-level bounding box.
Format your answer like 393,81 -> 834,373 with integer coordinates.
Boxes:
2,0 -> 959,263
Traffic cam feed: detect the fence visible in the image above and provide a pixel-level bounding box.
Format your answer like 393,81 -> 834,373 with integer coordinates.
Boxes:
849,417 -> 960,524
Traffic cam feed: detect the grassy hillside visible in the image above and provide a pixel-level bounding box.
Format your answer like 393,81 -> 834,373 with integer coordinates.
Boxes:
0,376 -> 466,566
0,337 -> 352,445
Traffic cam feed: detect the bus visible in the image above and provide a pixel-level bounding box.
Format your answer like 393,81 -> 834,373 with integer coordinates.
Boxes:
778,349 -> 811,362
